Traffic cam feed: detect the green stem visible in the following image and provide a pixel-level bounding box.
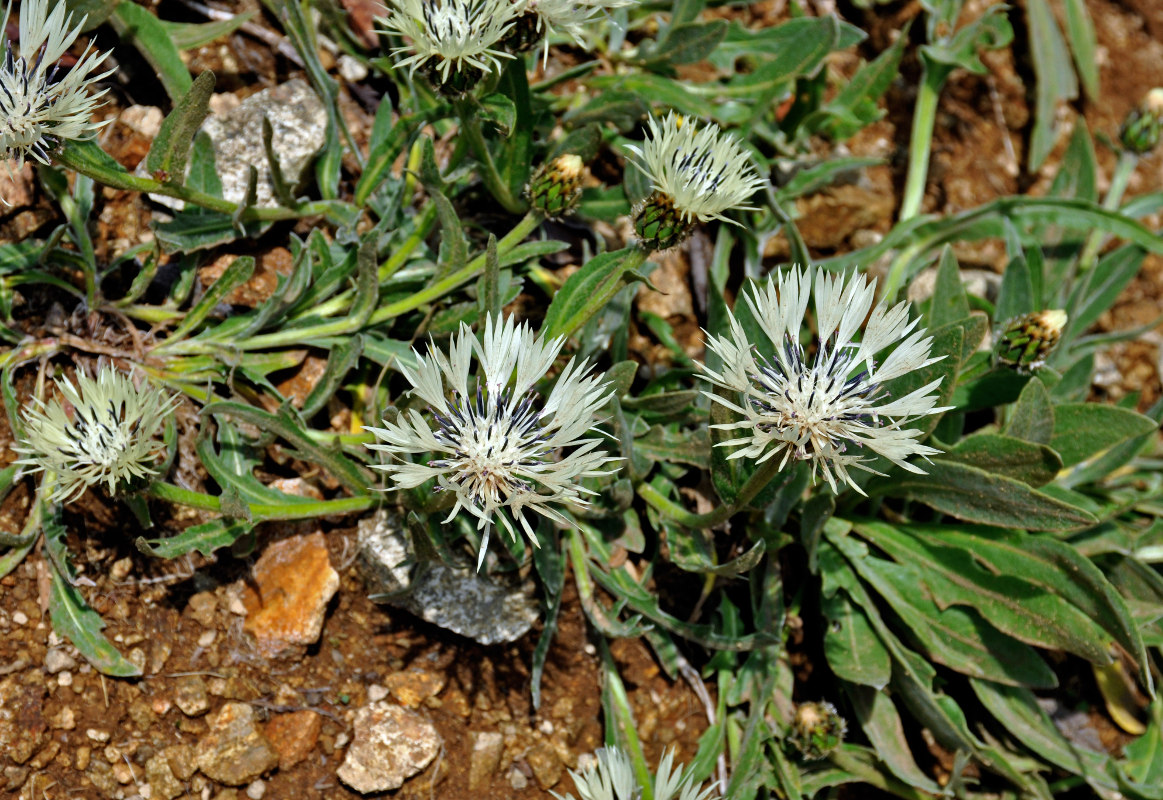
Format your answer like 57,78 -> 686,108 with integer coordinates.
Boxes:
637,453 -> 787,528
145,481 -> 376,520
878,240 -> 926,304
1077,150 -> 1140,273
454,98 -> 526,214
899,66 -> 947,223
598,638 -> 655,797
53,145 -> 335,222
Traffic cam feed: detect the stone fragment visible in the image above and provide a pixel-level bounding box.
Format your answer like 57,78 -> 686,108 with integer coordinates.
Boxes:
187,592 -> 218,628
49,705 -> 76,730
175,675 -> 211,717
195,702 -> 279,786
87,759 -> 119,798
527,739 -> 563,789
264,710 -> 322,769
337,702 -> 441,794
357,513 -> 539,644
164,744 -> 197,781
243,532 -> 339,658
0,677 -> 46,765
383,669 -> 447,708
44,648 -> 76,674
246,779 -> 266,799
146,754 -> 183,800
468,731 -> 504,790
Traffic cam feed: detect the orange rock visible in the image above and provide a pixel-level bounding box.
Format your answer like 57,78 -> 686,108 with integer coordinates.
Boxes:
243,532 -> 339,658
383,669 -> 447,709
265,710 -> 323,769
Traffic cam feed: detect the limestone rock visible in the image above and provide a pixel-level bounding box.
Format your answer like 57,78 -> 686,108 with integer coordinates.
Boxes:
468,731 -> 504,790
337,702 -> 441,794
195,702 -> 279,786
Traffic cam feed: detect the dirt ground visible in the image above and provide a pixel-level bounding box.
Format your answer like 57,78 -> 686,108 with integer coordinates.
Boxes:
1,0 -> 1162,799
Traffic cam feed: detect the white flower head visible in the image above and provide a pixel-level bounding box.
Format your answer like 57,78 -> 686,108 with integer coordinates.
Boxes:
699,267 -> 950,495
625,111 -> 767,228
376,0 -> 520,82
553,747 -> 719,800
15,366 -> 178,503
365,314 -> 617,568
520,0 -> 633,62
1,0 -> 112,173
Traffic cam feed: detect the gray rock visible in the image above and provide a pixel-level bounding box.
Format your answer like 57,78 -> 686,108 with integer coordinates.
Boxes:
357,512 -> 540,645
44,648 -> 77,674
195,702 -> 279,786
145,753 -> 183,800
337,702 -> 441,794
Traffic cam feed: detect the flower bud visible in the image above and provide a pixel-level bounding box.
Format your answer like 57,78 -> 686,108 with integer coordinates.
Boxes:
1120,88 -> 1163,154
995,309 -> 1067,373
787,701 -> 846,760
633,191 -> 695,251
526,154 -> 584,217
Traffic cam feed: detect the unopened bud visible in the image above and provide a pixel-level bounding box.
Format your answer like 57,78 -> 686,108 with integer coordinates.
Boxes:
995,309 -> 1067,373
787,701 -> 846,761
1120,88 -> 1163,154
633,191 -> 695,251
527,154 -> 584,217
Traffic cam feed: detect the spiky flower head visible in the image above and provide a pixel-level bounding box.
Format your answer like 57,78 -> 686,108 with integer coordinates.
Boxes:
1120,88 -> 1163,154
1,0 -> 112,174
625,112 -> 766,250
995,309 -> 1067,373
527,153 -> 584,217
698,267 -> 949,495
364,314 -> 617,569
788,701 -> 847,761
14,366 -> 177,503
507,0 -> 634,60
376,0 -> 520,85
553,747 -> 719,800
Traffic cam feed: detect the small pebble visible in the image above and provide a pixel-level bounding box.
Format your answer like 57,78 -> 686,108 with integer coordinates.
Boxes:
12,611 -> 28,626
45,648 -> 77,674
87,729 -> 111,743
538,719 -> 554,735
367,685 -> 389,703
246,779 -> 266,799
197,631 -> 217,647
57,671 -> 73,687
509,767 -> 528,790
109,557 -> 134,582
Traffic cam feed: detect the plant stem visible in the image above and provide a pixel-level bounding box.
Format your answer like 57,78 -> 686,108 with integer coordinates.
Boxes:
637,453 -> 787,528
454,98 -> 526,214
899,67 -> 947,223
1077,149 -> 1139,273
146,481 -> 376,520
598,638 -> 655,797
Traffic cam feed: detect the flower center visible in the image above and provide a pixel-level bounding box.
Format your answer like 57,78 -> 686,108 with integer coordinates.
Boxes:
66,401 -> 136,468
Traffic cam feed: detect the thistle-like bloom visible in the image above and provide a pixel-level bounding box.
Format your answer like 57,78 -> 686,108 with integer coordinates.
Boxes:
699,267 -> 949,494
15,367 -> 177,503
625,112 -> 767,249
376,0 -> 520,83
365,315 -> 616,568
1,0 -> 112,170
553,747 -> 719,800
514,0 -> 633,60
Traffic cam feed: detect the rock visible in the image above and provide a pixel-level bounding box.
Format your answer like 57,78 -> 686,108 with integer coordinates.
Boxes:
357,512 -> 539,645
187,592 -> 218,628
202,80 -> 326,208
526,739 -> 563,789
49,705 -> 76,730
44,648 -> 77,674
468,731 -> 504,790
246,779 -> 266,799
175,675 -> 211,717
164,744 -> 197,781
146,754 -> 183,800
243,532 -> 339,658
195,702 -> 279,786
337,702 -> 441,794
264,710 -> 322,769
0,677 -> 46,765
383,669 -> 446,708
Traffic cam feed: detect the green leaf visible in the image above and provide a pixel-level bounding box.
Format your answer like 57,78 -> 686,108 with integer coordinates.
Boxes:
186,132 -> 222,197
847,686 -> 944,793
893,459 -> 1096,530
1049,119 -> 1097,203
168,256 -> 254,341
478,93 -> 516,135
821,588 -> 891,689
994,253 -> 1035,324
804,24 -> 907,140
928,246 -> 970,328
45,510 -> 141,677
635,425 -> 710,469
941,432 -> 1062,486
110,2 -> 193,103
1026,0 -> 1078,170
563,90 -> 649,131
1063,245 -> 1144,347
543,248 -> 652,339
137,518 -> 255,559
146,70 -> 215,186
1050,403 -> 1159,468
1005,376 -> 1054,444
644,20 -> 728,66
159,11 -> 256,49
1062,0 -> 1099,100
854,521 -> 1120,665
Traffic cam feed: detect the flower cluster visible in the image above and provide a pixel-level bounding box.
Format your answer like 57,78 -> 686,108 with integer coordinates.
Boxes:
377,0 -> 520,84
553,747 -> 719,800
1,0 -> 112,172
15,366 -> 177,503
625,112 -> 766,249
365,314 -> 616,568
699,267 -> 948,494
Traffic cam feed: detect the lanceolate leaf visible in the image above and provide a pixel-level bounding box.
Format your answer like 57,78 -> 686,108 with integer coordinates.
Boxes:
941,432 -> 1062,486
1049,403 -> 1159,468
146,70 -> 215,186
